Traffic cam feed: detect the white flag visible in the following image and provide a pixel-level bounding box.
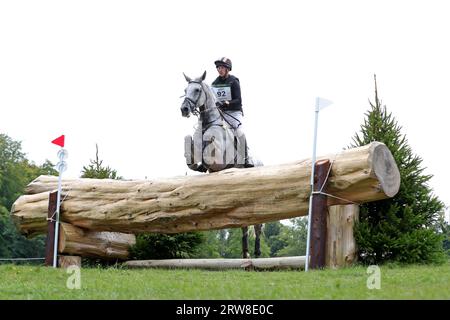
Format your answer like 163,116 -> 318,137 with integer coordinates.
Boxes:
315,97 -> 333,111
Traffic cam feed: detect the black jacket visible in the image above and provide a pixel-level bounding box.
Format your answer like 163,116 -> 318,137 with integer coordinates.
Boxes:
211,75 -> 242,112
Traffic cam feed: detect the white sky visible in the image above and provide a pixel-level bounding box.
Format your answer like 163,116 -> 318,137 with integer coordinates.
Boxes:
1,0 -> 449,222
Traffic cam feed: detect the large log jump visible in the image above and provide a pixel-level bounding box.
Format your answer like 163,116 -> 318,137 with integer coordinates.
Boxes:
10,142 -> 400,266
12,142 -> 399,234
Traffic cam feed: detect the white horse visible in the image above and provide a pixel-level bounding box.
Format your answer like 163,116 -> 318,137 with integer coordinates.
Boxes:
180,71 -> 263,258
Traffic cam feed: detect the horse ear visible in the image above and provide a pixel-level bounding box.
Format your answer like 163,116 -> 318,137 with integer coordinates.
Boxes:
201,70 -> 206,81
183,73 -> 191,82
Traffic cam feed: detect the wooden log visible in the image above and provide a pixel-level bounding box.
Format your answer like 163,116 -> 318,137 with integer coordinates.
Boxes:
309,160 -> 330,269
326,204 -> 359,268
58,222 -> 136,260
44,192 -> 135,260
124,256 -> 306,270
11,142 -> 400,235
58,255 -> 81,269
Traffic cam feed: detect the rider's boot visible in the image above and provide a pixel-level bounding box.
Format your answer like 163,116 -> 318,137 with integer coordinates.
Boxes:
244,145 -> 254,168
187,163 -> 208,173
240,135 -> 254,168
235,129 -> 254,168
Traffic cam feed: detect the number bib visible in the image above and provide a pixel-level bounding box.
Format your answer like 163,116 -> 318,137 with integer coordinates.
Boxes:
211,85 -> 232,102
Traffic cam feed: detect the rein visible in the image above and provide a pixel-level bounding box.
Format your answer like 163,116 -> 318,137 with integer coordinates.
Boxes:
183,80 -> 242,132
217,108 -> 242,128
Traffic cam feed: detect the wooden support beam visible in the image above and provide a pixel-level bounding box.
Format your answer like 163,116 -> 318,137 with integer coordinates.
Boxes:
58,222 -> 135,260
44,191 -> 57,267
124,256 -> 306,270
326,204 -> 359,268
43,191 -> 135,261
309,160 -> 331,269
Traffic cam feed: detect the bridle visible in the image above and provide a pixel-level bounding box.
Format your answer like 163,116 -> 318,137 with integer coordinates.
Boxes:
182,80 -> 235,129
182,80 -> 210,117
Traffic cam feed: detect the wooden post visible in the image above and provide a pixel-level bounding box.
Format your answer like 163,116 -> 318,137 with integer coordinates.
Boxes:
44,191 -> 58,267
309,160 -> 331,269
326,204 -> 359,268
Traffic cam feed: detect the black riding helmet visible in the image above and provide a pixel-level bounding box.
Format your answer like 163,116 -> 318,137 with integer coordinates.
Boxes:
214,57 -> 232,71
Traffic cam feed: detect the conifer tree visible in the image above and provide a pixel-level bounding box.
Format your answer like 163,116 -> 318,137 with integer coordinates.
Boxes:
80,144 -> 121,179
351,76 -> 446,264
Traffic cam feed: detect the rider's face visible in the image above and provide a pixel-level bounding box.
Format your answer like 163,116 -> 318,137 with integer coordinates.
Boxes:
216,65 -> 229,77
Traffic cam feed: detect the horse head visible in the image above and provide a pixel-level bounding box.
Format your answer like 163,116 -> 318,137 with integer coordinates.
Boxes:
180,71 -> 208,118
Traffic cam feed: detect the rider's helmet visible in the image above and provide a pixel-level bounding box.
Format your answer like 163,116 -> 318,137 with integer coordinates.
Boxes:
214,57 -> 232,71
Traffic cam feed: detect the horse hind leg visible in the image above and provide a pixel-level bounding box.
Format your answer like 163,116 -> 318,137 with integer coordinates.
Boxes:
242,226 -> 250,258
254,224 -> 262,258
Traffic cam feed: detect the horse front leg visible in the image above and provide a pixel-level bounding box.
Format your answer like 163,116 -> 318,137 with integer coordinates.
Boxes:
254,224 -> 262,258
242,226 -> 250,258
185,134 -> 208,172
184,135 -> 194,165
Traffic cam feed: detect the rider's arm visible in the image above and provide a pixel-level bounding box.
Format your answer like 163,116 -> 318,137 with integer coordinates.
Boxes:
226,78 -> 242,109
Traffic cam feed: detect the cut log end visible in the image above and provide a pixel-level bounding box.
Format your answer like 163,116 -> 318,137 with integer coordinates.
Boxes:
371,142 -> 400,198
58,255 -> 81,268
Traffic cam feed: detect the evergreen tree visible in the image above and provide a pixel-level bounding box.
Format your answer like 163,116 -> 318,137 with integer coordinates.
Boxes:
351,76 -> 446,264
443,222 -> 450,254
81,144 -> 121,179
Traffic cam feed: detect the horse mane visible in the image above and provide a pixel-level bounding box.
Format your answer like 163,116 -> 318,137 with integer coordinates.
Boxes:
200,81 -> 217,107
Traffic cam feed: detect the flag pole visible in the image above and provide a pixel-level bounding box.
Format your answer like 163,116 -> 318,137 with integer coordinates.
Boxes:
50,135 -> 66,268
53,164 -> 63,268
305,98 -> 320,272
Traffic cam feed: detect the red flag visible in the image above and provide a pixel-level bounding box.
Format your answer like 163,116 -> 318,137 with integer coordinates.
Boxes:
51,135 -> 65,147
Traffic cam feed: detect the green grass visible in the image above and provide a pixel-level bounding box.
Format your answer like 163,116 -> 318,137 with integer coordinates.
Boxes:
0,262 -> 449,299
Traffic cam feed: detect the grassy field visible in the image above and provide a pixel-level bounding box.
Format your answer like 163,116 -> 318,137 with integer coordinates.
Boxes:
0,262 -> 449,299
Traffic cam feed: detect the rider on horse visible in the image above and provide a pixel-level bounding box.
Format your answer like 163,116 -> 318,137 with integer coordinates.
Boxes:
208,57 -> 254,170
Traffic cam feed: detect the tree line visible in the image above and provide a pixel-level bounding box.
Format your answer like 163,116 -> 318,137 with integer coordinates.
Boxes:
0,134 -> 57,260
